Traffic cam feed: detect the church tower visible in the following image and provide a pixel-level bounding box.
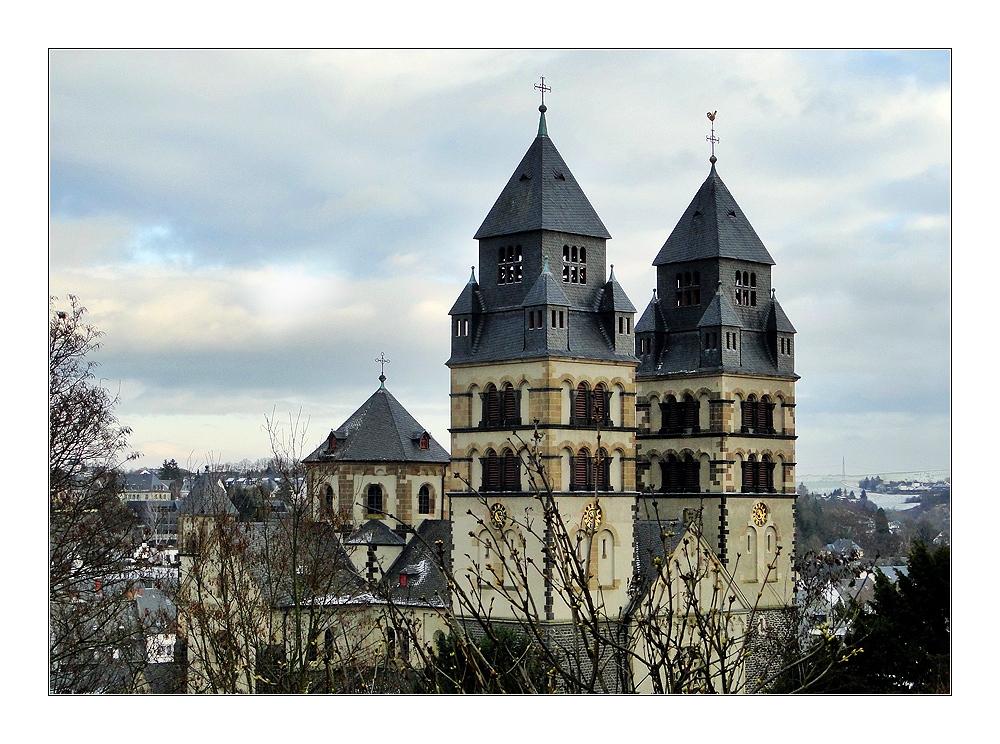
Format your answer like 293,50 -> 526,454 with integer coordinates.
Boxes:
634,125 -> 798,608
448,94 -> 638,621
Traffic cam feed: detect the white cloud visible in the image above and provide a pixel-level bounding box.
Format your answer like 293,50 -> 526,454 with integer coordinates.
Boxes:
48,50 -> 951,473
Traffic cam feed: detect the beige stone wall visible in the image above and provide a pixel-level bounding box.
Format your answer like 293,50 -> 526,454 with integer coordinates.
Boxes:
449,356 -> 638,495
306,460 -> 449,526
635,370 -> 797,607
635,371 -> 797,495
452,490 -> 636,621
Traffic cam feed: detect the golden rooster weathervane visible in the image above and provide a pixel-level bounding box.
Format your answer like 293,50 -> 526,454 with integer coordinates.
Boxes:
706,111 -> 719,161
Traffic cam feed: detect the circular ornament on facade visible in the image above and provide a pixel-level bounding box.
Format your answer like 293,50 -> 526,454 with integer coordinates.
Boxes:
583,502 -> 603,533
489,502 -> 507,529
752,501 -> 769,527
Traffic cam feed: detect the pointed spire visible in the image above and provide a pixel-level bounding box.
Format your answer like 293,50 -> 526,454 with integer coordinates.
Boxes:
609,263 -> 616,281
469,266 -> 477,283
542,255 -> 550,273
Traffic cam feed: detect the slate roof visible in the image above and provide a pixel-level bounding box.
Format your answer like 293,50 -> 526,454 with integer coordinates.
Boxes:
626,518 -> 691,614
450,307 -> 639,365
597,269 -> 638,314
381,519 -> 452,607
635,292 -> 669,334
766,294 -> 797,333
304,385 -> 451,465
653,162 -> 775,267
522,264 -> 570,307
475,109 -> 611,241
697,286 -> 742,328
177,470 -> 237,516
448,268 -> 484,315
125,470 -> 171,492
346,519 -> 407,547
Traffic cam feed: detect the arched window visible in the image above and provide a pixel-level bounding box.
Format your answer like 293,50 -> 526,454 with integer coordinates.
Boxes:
418,485 -> 431,515
597,529 -> 615,587
741,394 -> 774,434
593,382 -> 610,426
571,447 -> 592,491
482,449 -> 500,492
481,449 -> 520,492
481,383 -> 500,428
366,484 -> 383,515
746,527 -> 758,582
498,245 -> 523,285
572,382 -> 590,425
570,382 -> 611,426
562,244 -> 587,284
596,447 -> 612,492
675,270 -> 702,307
661,394 -> 698,435
324,484 -> 334,514
662,453 -> 699,493
502,448 -> 521,492
683,453 -> 700,493
741,455 -> 776,494
764,526 -> 778,582
501,382 -> 519,426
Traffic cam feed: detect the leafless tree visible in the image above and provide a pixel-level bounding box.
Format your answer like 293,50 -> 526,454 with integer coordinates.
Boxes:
177,411 -> 387,693
49,295 -> 148,693
385,427 -> 864,694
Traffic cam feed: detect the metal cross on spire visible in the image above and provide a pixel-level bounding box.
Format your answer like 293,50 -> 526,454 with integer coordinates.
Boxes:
375,352 -> 390,387
706,110 -> 719,163
535,76 -> 551,107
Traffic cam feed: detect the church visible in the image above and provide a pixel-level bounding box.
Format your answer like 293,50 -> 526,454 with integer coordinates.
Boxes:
296,91 -> 800,691
445,95 -> 797,596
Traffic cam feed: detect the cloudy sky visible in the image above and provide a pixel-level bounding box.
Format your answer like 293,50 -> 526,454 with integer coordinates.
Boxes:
47,49 -> 951,480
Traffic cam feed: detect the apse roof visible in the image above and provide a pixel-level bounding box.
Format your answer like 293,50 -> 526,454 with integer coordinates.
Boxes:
303,385 -> 450,465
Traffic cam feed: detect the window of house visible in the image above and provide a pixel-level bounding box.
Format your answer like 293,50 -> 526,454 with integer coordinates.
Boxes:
734,270 -> 757,307
569,448 -> 612,492
418,485 -> 431,515
498,245 -> 523,285
741,395 -> 775,434
481,448 -> 521,492
480,382 -> 520,429
742,454 -> 776,493
661,453 -> 700,493
562,244 -> 587,284
570,382 -> 612,427
660,394 -> 699,435
455,318 -> 469,337
675,270 -> 701,307
366,484 -> 383,515
324,485 -> 334,514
